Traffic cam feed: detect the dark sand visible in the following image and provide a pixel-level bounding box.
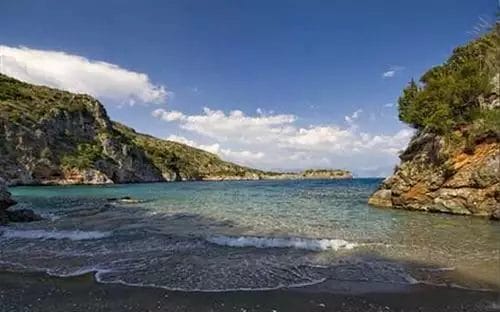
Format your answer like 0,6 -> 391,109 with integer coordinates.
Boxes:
1,271 -> 499,312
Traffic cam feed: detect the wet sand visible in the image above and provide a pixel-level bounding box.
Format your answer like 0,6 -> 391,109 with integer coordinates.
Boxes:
1,271 -> 499,312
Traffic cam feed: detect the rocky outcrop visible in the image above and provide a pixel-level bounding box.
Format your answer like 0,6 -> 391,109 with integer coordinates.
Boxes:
369,130 -> 500,219
0,178 -> 16,224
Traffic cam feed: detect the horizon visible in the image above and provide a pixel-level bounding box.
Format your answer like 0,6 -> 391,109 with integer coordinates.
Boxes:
0,0 -> 495,177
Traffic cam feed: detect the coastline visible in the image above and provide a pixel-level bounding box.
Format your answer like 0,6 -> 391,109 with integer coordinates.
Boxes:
1,270 -> 498,312
5,174 -> 355,187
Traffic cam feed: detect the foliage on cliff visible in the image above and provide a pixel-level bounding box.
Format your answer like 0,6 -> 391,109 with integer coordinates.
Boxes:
0,74 -> 267,184
370,27 -> 500,219
398,26 -> 499,137
113,123 -> 266,180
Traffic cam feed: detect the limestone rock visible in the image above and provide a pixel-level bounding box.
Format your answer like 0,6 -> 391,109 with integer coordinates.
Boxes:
368,189 -> 392,207
368,130 -> 500,219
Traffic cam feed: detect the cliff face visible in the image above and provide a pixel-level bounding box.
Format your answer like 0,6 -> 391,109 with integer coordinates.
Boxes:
0,74 -> 266,185
369,131 -> 499,219
369,28 -> 499,219
0,74 -> 164,185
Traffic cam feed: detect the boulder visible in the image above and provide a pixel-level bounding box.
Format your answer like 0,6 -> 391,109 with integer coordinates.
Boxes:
368,189 -> 393,207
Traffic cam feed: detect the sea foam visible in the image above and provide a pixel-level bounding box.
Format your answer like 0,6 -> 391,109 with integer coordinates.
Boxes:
207,235 -> 357,251
0,229 -> 111,241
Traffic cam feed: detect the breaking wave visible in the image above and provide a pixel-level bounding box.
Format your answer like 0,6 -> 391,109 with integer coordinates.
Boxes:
206,235 -> 357,251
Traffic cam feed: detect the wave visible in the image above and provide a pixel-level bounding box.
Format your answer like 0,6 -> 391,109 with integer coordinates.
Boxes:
94,273 -> 328,293
0,229 -> 112,241
206,235 -> 357,251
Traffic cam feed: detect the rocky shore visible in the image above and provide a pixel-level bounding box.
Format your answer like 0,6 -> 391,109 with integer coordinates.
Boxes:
369,130 -> 499,219
369,28 -> 499,220
0,177 -> 41,224
0,178 -> 16,224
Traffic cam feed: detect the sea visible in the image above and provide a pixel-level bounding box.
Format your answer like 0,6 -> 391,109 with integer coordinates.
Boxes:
1,179 -> 499,292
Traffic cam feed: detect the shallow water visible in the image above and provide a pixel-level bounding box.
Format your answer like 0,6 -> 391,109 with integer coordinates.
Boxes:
1,179 -> 499,291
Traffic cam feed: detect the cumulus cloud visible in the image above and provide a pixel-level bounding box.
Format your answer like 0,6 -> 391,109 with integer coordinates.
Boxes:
167,135 -> 265,165
0,45 -> 168,105
154,107 -> 414,176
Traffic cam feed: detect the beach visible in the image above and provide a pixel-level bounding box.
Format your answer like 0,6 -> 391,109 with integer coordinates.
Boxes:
1,271 -> 499,312
1,180 -> 499,311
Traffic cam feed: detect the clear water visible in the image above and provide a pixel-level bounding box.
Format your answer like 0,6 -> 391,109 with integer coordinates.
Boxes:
1,179 -> 499,291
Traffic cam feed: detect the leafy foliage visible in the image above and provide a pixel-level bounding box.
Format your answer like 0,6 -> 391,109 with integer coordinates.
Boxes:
398,27 -> 499,135
61,143 -> 103,170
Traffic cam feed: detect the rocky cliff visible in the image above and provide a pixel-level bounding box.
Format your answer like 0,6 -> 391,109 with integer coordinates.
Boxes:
369,28 -> 499,219
0,74 -> 269,185
0,74 -> 351,185
369,131 -> 499,219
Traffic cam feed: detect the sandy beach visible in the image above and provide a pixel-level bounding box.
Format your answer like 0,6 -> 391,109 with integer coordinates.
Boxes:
1,271 -> 499,312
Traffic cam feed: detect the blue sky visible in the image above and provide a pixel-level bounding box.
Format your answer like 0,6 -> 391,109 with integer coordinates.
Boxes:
0,0 -> 496,176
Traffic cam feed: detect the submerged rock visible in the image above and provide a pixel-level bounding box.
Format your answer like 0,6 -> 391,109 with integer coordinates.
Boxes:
107,196 -> 142,204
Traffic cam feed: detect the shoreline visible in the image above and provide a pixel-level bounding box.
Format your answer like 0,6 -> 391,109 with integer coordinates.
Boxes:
1,270 -> 498,312
6,176 -> 356,188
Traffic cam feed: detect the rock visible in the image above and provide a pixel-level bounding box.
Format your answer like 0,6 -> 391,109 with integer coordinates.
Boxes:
368,189 -> 393,207
107,196 -> 142,204
6,209 -> 42,222
491,207 -> 500,220
368,130 -> 500,219
0,178 -> 16,225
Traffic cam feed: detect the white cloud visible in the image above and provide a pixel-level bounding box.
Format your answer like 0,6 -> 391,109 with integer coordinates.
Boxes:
344,109 -> 363,127
0,45 -> 168,105
167,135 -> 265,165
382,70 -> 396,78
383,103 -> 394,107
382,66 -> 405,79
154,107 -> 414,175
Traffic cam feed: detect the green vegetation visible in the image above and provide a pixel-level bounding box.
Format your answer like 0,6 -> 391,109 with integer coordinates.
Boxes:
302,169 -> 351,176
61,143 -> 103,170
113,122 -> 266,179
397,27 -> 499,137
0,72 -> 351,183
0,74 -> 92,126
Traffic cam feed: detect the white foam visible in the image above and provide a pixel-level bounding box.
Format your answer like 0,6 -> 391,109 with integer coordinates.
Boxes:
95,274 -> 328,293
207,235 -> 357,251
0,229 -> 112,241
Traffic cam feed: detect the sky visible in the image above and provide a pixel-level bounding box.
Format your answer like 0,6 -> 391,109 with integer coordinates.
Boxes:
0,0 -> 496,176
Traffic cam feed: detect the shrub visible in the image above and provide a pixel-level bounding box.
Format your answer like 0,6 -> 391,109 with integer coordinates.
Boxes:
397,27 -> 498,135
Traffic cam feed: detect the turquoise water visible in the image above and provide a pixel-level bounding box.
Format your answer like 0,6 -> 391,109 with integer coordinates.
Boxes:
1,179 -> 499,291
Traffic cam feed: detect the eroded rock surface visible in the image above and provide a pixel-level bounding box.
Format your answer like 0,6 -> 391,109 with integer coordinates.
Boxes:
369,131 -> 499,219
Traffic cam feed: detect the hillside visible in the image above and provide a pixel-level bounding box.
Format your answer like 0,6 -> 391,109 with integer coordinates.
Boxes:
0,74 -> 269,185
369,27 -> 500,219
0,74 -> 351,185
